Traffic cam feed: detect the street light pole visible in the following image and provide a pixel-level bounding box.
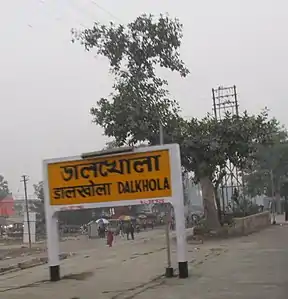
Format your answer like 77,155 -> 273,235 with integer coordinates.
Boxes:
159,121 -> 174,278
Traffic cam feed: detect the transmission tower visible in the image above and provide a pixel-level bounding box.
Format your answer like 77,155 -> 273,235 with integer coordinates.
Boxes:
212,85 -> 243,210
212,85 -> 239,120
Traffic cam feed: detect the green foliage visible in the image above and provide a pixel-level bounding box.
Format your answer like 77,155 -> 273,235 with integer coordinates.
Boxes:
245,119 -> 288,194
179,110 -> 276,226
34,181 -> 44,201
72,13 -> 280,228
0,175 -> 10,200
228,196 -> 260,218
32,181 -> 45,229
180,110 -> 276,183
244,136 -> 288,198
72,14 -> 189,146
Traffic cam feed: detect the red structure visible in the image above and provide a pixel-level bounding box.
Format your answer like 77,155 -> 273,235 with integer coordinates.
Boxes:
0,195 -> 14,217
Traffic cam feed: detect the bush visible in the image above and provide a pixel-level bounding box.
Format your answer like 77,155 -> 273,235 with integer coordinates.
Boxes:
226,195 -> 261,218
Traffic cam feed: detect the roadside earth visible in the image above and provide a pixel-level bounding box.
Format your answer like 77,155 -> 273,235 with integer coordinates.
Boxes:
0,228 -> 228,299
0,228 -> 181,273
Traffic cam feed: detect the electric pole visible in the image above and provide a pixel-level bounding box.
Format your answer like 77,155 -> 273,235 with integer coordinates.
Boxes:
21,175 -> 32,248
270,170 -> 276,225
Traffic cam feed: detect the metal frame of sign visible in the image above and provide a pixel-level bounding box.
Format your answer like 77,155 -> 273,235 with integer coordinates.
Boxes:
43,143 -> 188,282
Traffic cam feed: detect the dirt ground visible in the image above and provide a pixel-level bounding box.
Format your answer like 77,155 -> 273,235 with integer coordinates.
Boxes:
0,228 -> 165,268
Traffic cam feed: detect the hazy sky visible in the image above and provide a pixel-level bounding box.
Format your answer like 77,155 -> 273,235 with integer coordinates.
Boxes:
0,0 -> 287,198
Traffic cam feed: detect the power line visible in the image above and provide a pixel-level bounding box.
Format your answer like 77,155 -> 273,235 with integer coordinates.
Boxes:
90,0 -> 122,22
69,0 -> 100,24
28,0 -> 122,31
28,0 -> 93,29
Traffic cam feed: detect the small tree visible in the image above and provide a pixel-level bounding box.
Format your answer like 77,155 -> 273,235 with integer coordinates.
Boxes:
244,132 -> 288,213
0,175 -> 9,200
32,181 -> 46,232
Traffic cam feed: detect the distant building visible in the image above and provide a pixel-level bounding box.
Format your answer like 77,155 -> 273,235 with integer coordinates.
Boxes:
0,195 -> 15,217
13,198 -> 39,216
110,206 -> 133,219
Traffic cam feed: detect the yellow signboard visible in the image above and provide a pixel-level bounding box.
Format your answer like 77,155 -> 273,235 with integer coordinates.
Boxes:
47,149 -> 172,206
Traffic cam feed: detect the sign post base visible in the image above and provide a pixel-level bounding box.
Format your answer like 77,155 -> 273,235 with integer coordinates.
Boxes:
165,267 -> 174,278
178,262 -> 188,278
49,265 -> 60,281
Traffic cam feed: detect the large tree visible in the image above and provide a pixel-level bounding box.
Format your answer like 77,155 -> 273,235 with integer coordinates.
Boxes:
72,14 -> 189,146
179,111 -> 277,228
73,15 -> 279,229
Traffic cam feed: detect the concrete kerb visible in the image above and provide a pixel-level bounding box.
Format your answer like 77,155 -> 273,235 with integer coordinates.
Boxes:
170,212 -> 271,242
0,252 -> 75,275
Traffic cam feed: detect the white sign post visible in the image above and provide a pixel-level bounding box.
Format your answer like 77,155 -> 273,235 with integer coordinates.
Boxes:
43,143 -> 188,281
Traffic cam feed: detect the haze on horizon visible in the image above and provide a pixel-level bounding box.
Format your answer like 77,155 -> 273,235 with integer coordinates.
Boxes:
0,0 -> 287,198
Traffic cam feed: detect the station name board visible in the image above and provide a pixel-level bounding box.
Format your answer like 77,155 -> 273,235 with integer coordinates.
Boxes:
47,149 -> 172,205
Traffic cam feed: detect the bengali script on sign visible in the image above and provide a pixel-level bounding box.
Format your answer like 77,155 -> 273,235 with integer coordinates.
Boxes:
47,150 -> 172,205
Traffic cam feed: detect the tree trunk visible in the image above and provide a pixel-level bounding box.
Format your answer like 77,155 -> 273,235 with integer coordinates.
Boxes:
214,190 -> 223,225
275,192 -> 281,214
275,179 -> 281,214
200,176 -> 221,230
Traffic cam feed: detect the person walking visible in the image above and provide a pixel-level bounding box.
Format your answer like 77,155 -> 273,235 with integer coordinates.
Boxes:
130,222 -> 135,240
119,221 -> 124,238
125,223 -> 130,240
136,223 -> 140,233
143,219 -> 147,230
107,229 -> 114,247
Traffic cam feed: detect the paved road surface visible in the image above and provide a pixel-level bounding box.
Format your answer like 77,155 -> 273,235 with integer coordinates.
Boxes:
1,224 -> 288,298
0,228 -> 165,268
137,224 -> 288,299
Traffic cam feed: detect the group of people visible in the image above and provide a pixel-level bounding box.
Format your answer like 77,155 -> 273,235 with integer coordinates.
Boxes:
106,221 -> 136,247
119,221 -> 135,240
141,219 -> 155,230
97,222 -> 106,238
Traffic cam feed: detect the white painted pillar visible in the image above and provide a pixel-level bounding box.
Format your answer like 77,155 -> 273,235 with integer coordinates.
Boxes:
173,199 -> 188,278
170,144 -> 188,278
23,212 -> 36,244
43,162 -> 60,281
46,210 -> 60,281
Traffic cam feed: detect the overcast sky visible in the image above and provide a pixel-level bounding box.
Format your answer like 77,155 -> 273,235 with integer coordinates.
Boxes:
0,0 -> 287,198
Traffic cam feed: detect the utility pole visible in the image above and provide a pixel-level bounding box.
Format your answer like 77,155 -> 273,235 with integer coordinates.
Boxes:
159,121 -> 173,278
21,175 -> 32,248
270,170 -> 276,225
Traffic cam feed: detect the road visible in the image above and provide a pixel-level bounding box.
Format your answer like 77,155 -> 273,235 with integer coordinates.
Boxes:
0,224 -> 288,298
136,223 -> 288,299
0,228 -> 165,268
